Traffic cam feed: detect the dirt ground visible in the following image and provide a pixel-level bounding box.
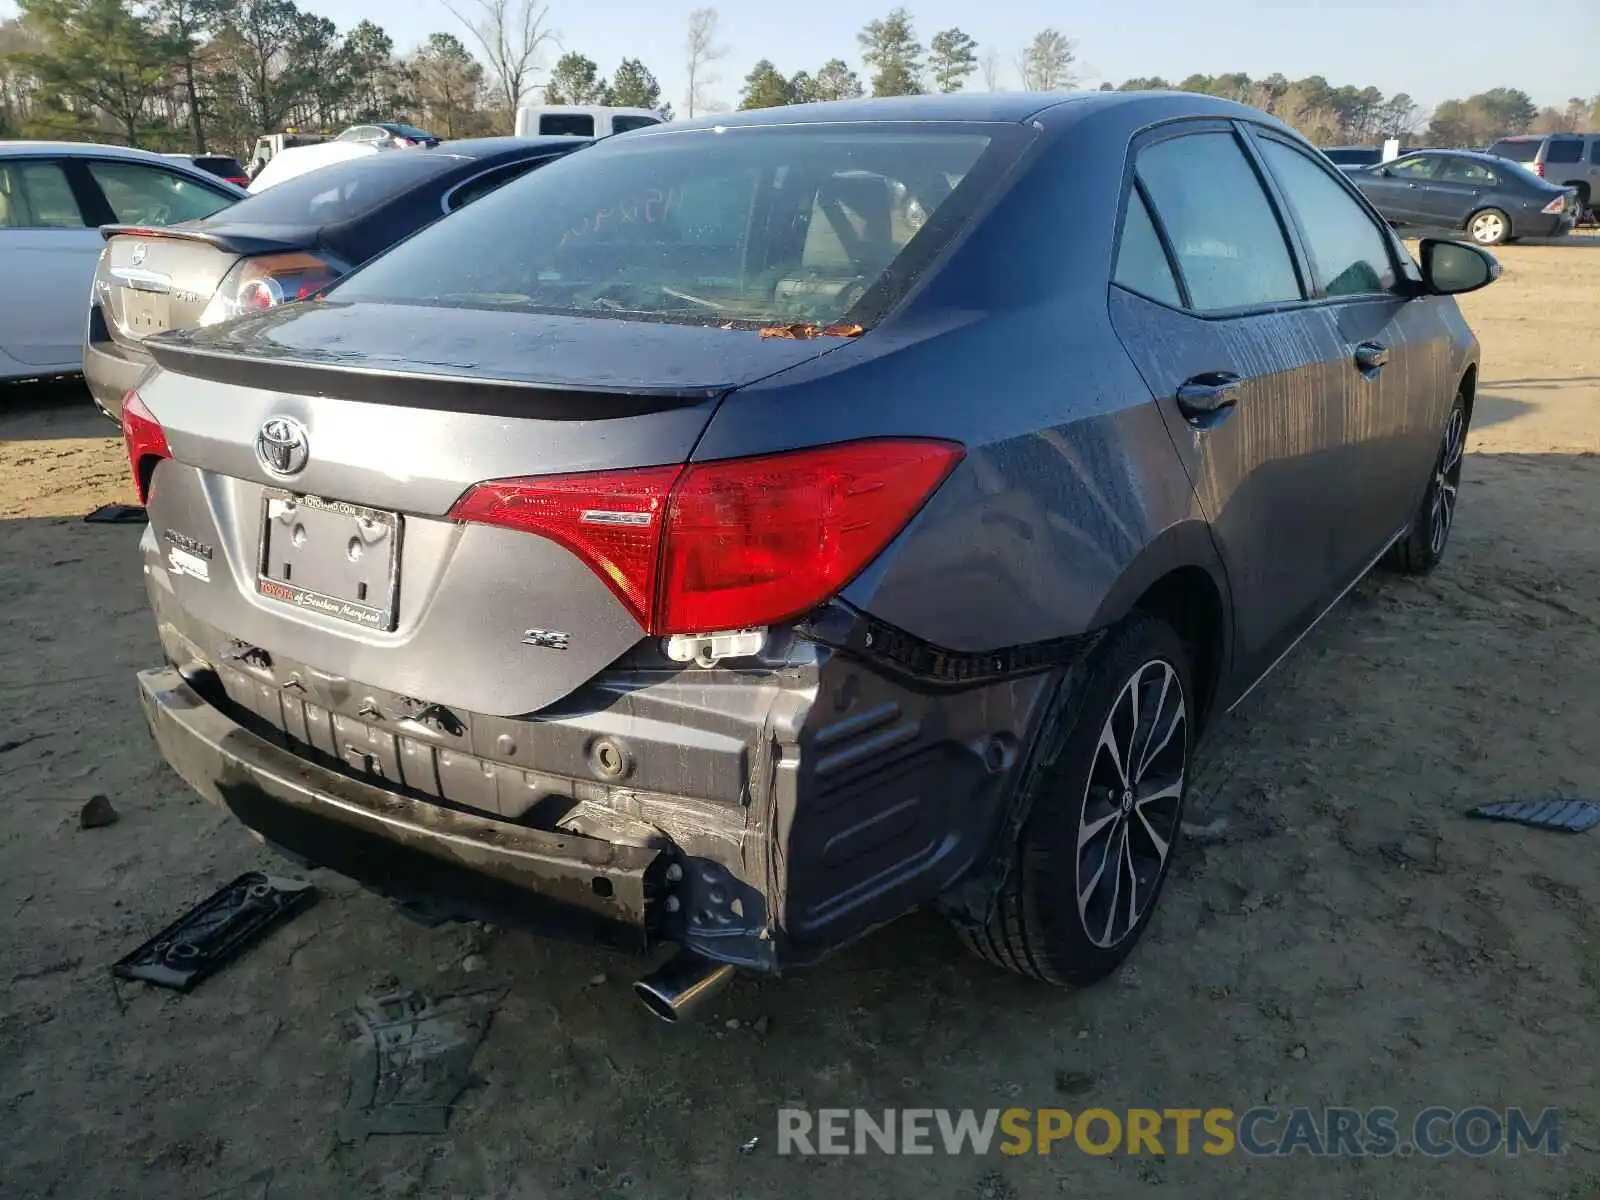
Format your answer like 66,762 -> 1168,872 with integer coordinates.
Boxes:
3,237 -> 1599,1200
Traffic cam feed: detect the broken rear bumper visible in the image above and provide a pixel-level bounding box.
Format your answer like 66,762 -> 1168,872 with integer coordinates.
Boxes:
137,664 -> 666,951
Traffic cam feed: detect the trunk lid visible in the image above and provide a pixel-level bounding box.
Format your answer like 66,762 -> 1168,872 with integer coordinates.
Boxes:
138,300 -> 847,716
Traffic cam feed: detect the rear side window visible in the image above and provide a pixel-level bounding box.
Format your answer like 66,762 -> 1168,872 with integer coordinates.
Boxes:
447,159 -> 549,210
1592,140 -> 1600,165
86,160 -> 234,224
219,153 -> 460,225
332,126 -> 1023,328
1113,190 -> 1181,306
611,115 -> 662,134
1544,138 -> 1583,164
541,113 -> 596,136
1435,157 -> 1498,185
1488,139 -> 1538,163
1135,131 -> 1301,312
1257,138 -> 1395,298
0,160 -> 87,228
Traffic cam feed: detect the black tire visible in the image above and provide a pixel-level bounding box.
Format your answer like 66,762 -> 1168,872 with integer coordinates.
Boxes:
1466,207 -> 1511,246
958,615 -> 1194,986
1385,391 -> 1468,575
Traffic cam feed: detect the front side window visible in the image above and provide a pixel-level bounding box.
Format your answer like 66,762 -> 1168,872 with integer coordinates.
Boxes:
1385,155 -> 1439,179
611,115 -> 662,134
0,160 -> 87,229
332,126 -> 1021,328
86,160 -> 235,225
1112,189 -> 1182,306
1258,138 -> 1396,298
1135,131 -> 1301,312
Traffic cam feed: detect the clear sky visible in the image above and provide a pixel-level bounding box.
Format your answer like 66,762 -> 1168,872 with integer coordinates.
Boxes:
3,0 -> 1593,115
314,0 -> 1596,114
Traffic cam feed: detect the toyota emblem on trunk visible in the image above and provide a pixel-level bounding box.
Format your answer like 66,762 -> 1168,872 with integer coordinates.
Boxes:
256,416 -> 309,477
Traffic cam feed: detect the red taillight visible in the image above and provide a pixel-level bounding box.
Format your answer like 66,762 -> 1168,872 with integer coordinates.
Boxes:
122,390 -> 171,504
1542,194 -> 1569,215
447,439 -> 965,635
226,175 -> 249,186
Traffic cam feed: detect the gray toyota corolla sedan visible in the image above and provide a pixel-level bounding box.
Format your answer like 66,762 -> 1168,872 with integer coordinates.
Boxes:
126,92 -> 1495,1019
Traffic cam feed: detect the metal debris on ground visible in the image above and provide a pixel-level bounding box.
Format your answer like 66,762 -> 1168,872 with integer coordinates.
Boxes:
83,504 -> 148,525
339,987 -> 506,1139
112,873 -> 318,990
79,794 -> 118,829
1465,798 -> 1600,834
740,1135 -> 760,1155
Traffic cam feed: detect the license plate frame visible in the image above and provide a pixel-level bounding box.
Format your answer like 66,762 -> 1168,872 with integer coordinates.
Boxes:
121,287 -> 172,336
256,491 -> 403,631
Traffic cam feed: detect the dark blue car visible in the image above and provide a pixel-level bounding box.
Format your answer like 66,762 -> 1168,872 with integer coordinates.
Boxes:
1347,148 -> 1578,245
123,92 -> 1496,1018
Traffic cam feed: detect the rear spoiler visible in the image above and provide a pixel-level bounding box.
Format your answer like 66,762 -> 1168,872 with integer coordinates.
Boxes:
144,334 -> 723,421
99,224 -> 304,257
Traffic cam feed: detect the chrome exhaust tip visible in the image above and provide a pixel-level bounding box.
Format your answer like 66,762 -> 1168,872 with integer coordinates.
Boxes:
633,951 -> 736,1023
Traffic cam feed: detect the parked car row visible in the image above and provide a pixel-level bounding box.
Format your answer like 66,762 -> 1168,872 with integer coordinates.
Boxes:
109,92 -> 1498,1017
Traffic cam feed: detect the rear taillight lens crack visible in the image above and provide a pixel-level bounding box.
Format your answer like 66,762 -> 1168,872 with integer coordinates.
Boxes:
448,439 -> 965,636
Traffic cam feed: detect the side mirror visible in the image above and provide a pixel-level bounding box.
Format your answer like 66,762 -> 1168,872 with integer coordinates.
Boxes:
1376,166 -> 1393,177
1418,238 -> 1500,296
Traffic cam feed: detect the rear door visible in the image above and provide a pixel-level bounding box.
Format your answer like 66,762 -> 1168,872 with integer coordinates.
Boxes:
1106,122 -> 1354,687
1411,154 -> 1497,227
0,157 -> 102,368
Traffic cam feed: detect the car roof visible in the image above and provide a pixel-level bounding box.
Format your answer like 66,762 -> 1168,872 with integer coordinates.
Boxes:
433,135 -> 592,158
627,90 -> 1289,136
0,140 -> 200,161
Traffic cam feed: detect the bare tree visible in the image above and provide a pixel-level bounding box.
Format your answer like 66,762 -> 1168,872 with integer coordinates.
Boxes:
978,47 -> 1003,91
684,6 -> 726,118
1015,29 -> 1074,92
442,0 -> 557,117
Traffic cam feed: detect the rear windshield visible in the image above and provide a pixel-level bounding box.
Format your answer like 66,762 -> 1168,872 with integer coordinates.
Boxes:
1544,137 -> 1583,164
381,124 -> 436,140
540,113 -> 596,136
195,156 -> 246,174
1488,139 -> 1538,162
611,115 -> 662,134
216,152 -> 463,226
330,125 -> 1023,328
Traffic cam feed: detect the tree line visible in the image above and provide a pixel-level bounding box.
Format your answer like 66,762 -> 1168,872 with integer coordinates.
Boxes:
1,0 -> 1594,158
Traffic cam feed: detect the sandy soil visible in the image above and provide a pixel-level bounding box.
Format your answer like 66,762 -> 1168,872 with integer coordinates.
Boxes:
2,237 -> 1598,1200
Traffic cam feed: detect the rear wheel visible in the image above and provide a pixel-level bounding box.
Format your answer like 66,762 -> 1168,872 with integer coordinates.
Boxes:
958,616 -> 1192,986
1385,392 -> 1468,575
1467,208 -> 1510,246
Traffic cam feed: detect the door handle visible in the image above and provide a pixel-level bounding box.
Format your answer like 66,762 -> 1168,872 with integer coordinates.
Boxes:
1353,341 -> 1389,371
1175,372 -> 1242,420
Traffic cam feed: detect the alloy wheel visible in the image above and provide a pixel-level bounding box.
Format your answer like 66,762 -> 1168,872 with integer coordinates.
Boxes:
1469,211 -> 1505,244
1075,659 -> 1188,949
1429,406 -> 1466,556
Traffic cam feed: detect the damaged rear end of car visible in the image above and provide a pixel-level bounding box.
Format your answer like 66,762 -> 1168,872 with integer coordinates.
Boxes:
131,112 -> 1048,1017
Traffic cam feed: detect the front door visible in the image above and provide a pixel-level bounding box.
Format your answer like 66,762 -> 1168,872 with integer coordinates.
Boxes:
1106,123 -> 1356,687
